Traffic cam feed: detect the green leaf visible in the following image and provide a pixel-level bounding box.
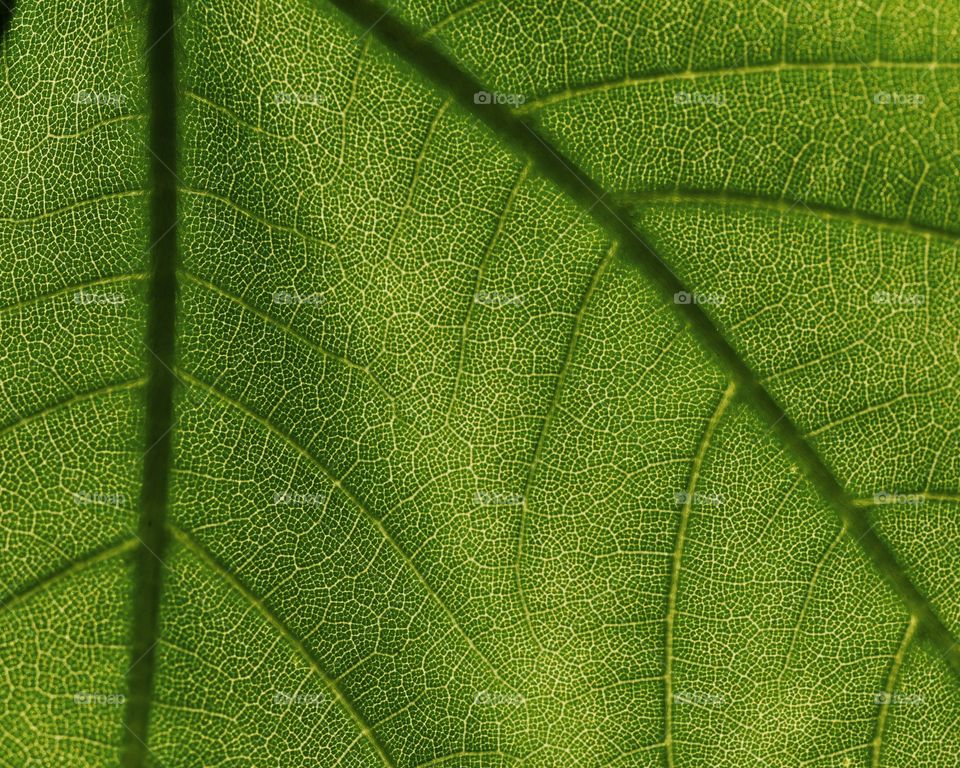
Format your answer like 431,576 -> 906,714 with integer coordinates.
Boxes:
1,0 -> 958,766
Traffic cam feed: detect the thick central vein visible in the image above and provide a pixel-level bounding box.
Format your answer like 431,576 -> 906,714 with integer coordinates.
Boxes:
122,0 -> 179,765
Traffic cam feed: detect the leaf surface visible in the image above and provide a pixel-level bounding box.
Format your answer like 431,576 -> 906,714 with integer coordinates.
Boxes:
0,1 -> 958,766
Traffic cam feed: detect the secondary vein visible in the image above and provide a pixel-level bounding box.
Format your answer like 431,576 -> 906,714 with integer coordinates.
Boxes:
664,381 -> 736,767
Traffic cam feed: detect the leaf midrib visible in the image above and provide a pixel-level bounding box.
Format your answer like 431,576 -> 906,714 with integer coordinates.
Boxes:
122,0 -> 178,765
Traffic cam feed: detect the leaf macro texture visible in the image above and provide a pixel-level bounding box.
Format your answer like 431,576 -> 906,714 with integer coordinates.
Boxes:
0,0 -> 958,766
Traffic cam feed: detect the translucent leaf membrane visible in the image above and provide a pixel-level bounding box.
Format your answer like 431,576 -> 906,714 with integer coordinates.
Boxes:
0,0 -> 957,765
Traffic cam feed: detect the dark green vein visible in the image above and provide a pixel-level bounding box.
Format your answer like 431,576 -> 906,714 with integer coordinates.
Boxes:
122,0 -> 179,764
0,0 -> 13,43
321,0 -> 960,679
